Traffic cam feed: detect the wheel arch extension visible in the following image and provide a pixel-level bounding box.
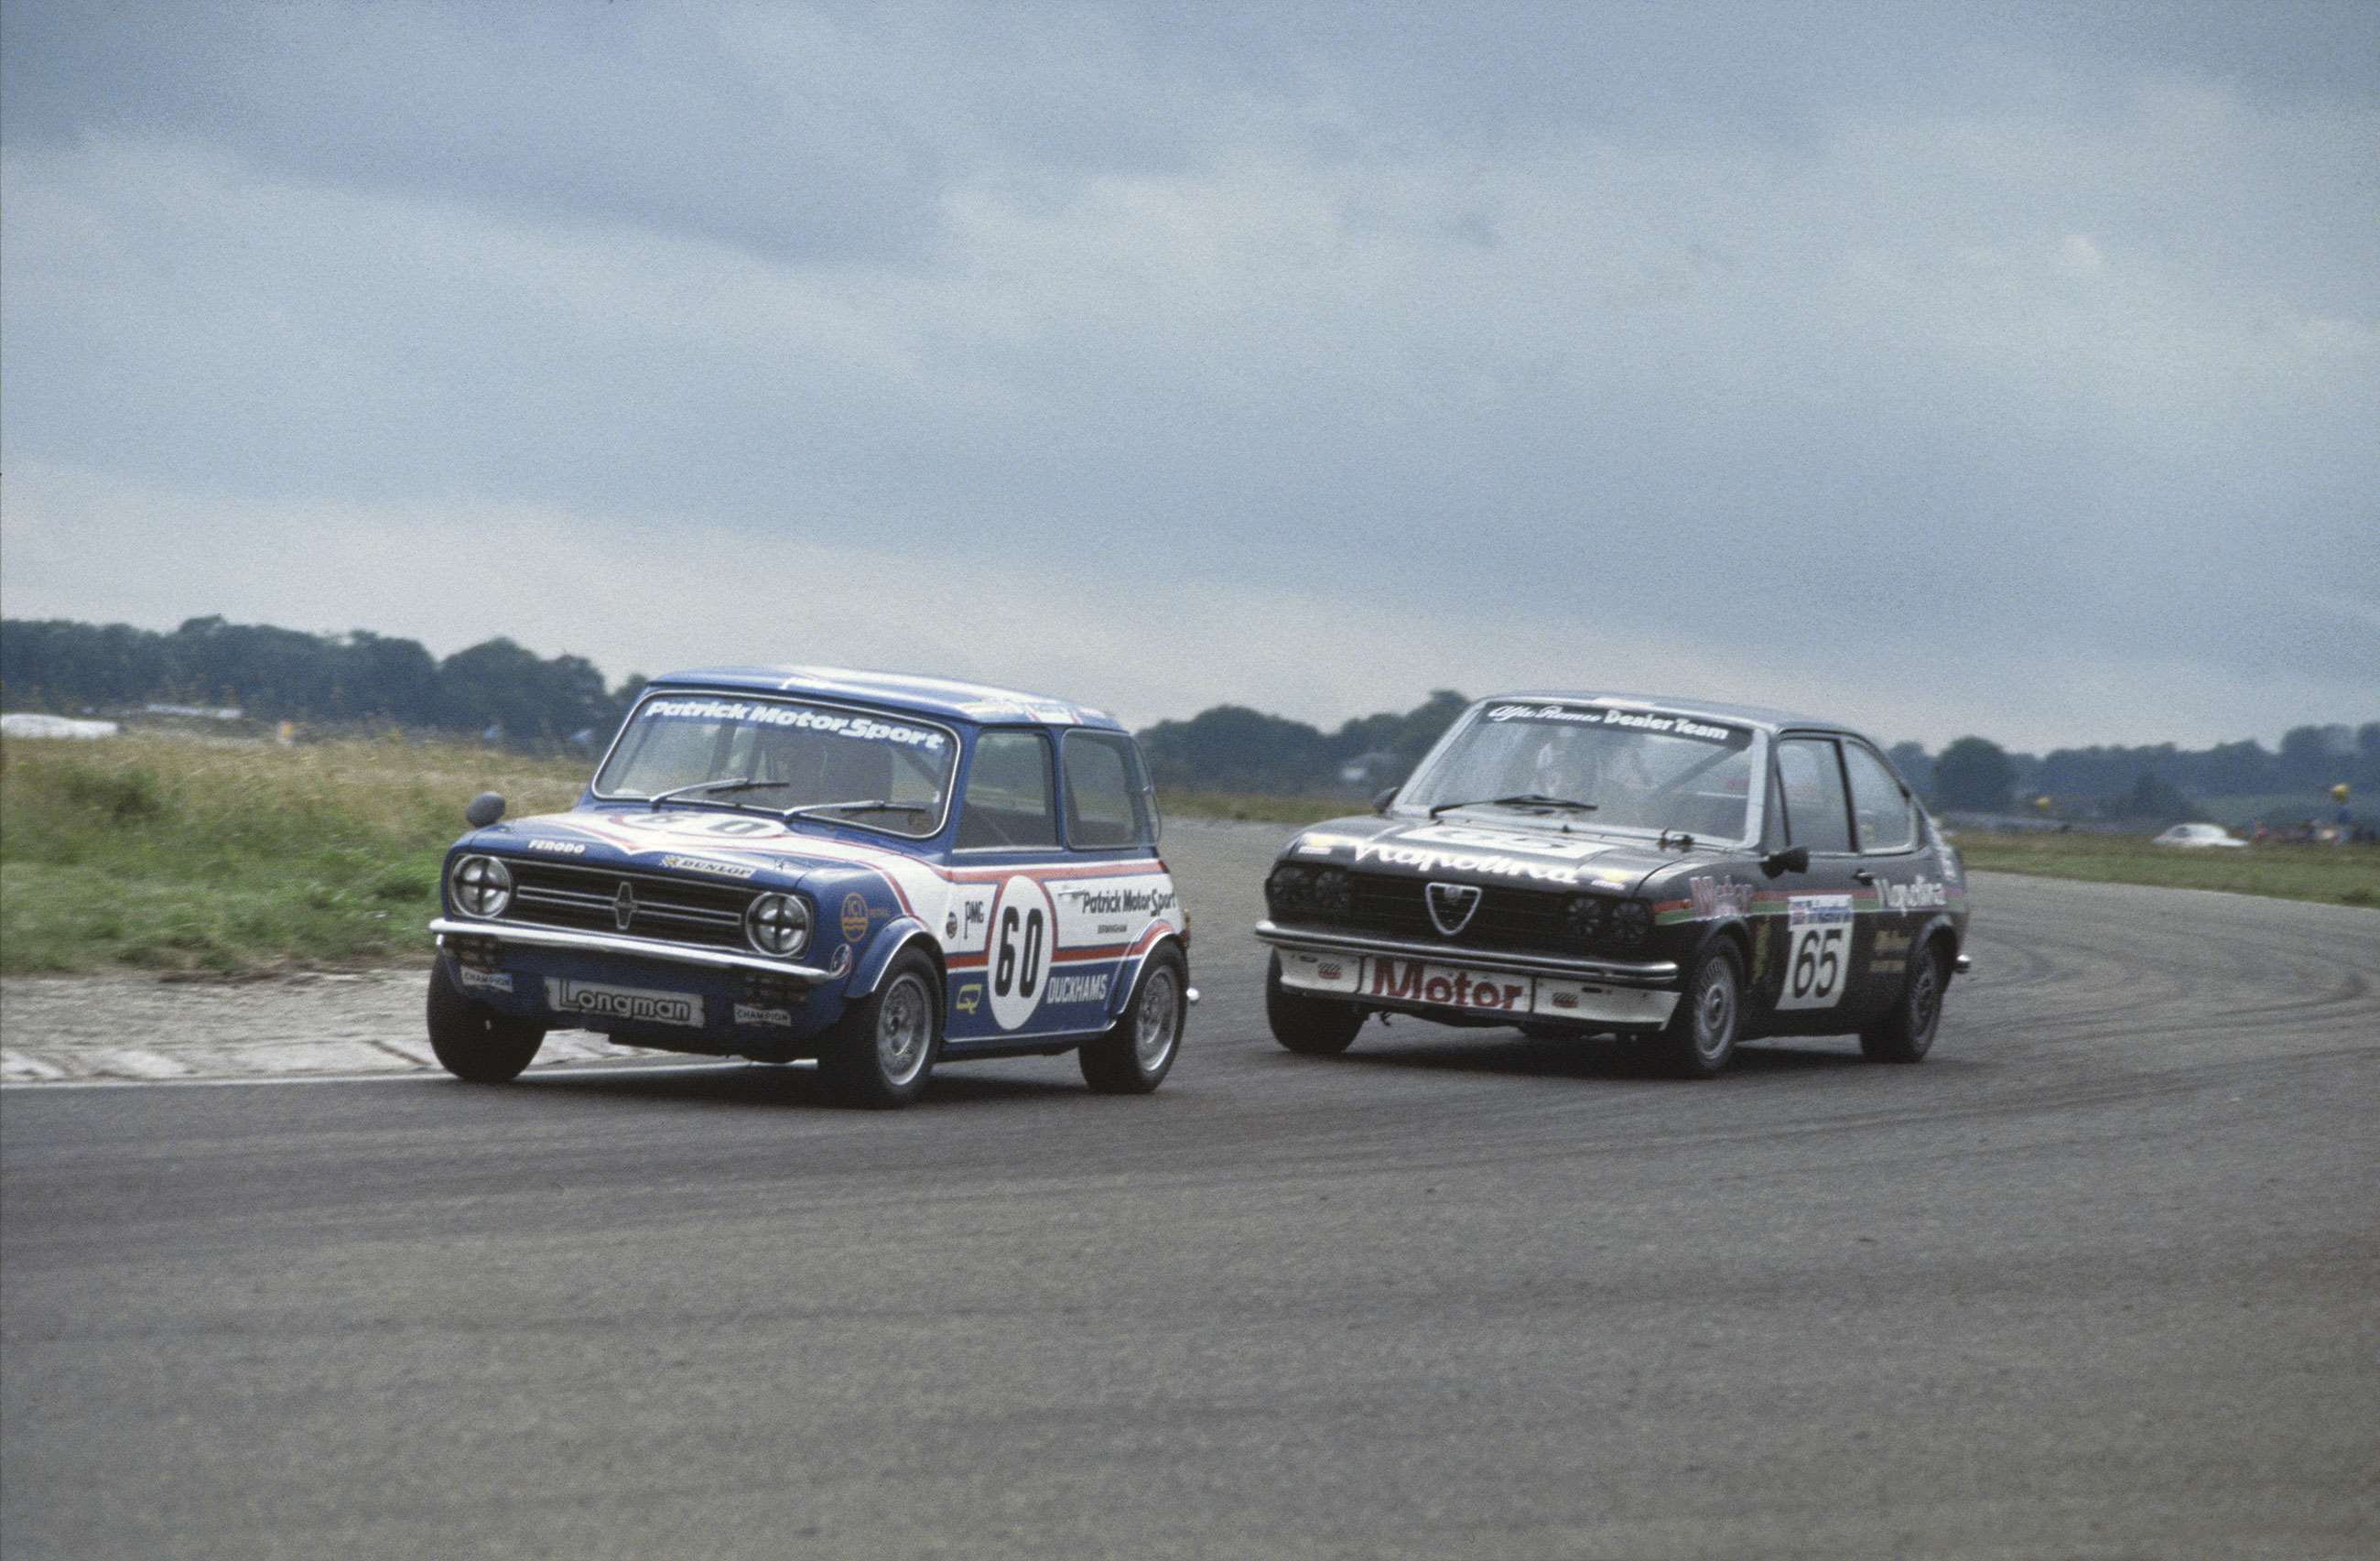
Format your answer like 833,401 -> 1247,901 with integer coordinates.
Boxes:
849,919 -> 946,999
1105,929 -> 1189,1023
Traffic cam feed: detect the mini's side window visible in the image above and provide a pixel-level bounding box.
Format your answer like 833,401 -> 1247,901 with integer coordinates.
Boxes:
957,731 -> 1058,850
1062,732 -> 1153,850
1843,743 -> 1917,854
1776,738 -> 1853,854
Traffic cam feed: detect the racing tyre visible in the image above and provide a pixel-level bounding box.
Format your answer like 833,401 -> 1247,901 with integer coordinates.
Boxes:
1265,953 -> 1366,1056
1861,941 -> 1948,1064
1079,946 -> 1186,1094
427,959 -> 546,1083
819,949 -> 942,1108
1652,943 -> 1744,1079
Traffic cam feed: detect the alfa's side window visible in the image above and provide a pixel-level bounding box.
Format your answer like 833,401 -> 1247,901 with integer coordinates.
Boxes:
1063,732 -> 1153,850
1775,739 -> 1853,854
1843,743 -> 1916,853
957,731 -> 1058,850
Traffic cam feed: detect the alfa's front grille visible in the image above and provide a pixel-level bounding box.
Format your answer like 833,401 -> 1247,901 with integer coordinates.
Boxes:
499,860 -> 755,950
1325,873 -> 1576,957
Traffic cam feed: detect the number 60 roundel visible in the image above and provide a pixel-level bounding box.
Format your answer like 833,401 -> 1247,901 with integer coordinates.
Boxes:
985,875 -> 1057,1031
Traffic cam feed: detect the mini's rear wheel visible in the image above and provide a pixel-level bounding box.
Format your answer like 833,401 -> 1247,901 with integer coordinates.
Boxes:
1265,953 -> 1366,1056
819,949 -> 942,1107
1079,946 -> 1186,1094
1651,943 -> 1743,1079
427,959 -> 546,1083
1861,942 -> 1949,1063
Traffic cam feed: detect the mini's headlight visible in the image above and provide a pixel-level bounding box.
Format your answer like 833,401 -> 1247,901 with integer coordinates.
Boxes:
451,854 -> 513,918
1610,899 -> 1652,948
745,894 -> 811,957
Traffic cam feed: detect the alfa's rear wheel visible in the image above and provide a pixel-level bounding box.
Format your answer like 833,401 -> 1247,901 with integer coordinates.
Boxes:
1079,946 -> 1186,1094
1652,943 -> 1743,1079
426,959 -> 546,1083
1265,953 -> 1366,1056
819,949 -> 942,1107
1862,942 -> 1949,1063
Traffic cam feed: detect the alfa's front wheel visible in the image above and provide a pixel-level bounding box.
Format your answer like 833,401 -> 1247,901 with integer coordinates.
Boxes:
1079,947 -> 1186,1094
819,950 -> 942,1108
1265,953 -> 1366,1056
1652,943 -> 1744,1079
427,959 -> 546,1083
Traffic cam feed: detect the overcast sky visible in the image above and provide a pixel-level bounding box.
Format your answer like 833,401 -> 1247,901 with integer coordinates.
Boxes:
4,0 -> 2374,750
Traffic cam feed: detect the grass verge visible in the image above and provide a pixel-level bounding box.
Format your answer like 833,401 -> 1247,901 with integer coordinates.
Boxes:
2,734 -> 582,975
1952,830 -> 2379,908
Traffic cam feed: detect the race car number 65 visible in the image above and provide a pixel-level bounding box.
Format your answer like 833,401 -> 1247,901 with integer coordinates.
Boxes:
1776,894 -> 1854,1011
986,875 -> 1056,1031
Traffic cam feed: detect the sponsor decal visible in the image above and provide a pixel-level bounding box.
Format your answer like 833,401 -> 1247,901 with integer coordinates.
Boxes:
661,853 -> 759,881
1875,930 -> 1912,955
962,894 -> 990,936
1368,959 -> 1532,1014
455,966 -> 513,993
733,1002 -> 795,1028
1879,876 -> 1951,911
545,978 -> 704,1028
839,892 -> 871,942
1548,988 -> 1579,1011
1485,703 -> 1736,743
946,912 -> 959,938
1066,884 -> 1176,917
527,840 -> 586,856
985,876 -> 1058,1031
1395,824 -> 1615,861
1044,973 -> 1111,1004
952,981 -> 984,1015
644,697 -> 947,752
1315,959 -> 1347,983
1687,875 -> 1754,919
1353,840 -> 1594,886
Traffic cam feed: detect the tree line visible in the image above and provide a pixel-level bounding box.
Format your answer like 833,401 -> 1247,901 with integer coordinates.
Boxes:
5,614 -> 2370,818
0,616 -> 641,744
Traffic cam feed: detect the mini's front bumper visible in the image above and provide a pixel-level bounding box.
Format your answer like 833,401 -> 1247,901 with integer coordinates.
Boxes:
429,916 -> 849,983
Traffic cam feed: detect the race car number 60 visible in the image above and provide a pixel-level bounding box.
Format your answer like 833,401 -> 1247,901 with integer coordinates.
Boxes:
986,875 -> 1057,1031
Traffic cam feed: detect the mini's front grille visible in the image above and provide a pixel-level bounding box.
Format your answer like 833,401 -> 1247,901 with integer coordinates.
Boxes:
498,860 -> 756,950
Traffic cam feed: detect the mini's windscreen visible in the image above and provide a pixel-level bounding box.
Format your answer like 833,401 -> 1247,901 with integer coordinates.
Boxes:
597,696 -> 957,837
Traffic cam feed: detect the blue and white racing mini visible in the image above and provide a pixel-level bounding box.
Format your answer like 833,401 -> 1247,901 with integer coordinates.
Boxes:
427,667 -> 1192,1105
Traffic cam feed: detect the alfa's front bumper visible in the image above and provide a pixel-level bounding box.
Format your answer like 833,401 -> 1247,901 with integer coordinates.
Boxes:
1254,919 -> 1682,1028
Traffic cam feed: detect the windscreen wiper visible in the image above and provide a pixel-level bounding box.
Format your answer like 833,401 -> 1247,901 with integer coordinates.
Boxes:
648,776 -> 780,812
1428,793 -> 1600,818
782,798 -> 935,820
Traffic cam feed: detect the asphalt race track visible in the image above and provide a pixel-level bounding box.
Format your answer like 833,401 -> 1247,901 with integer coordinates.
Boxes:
5,822 -> 2375,1559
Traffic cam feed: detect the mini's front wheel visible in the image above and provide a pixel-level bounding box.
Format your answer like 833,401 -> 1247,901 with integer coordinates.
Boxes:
1079,946 -> 1186,1094
1265,953 -> 1367,1056
427,959 -> 546,1083
819,950 -> 943,1107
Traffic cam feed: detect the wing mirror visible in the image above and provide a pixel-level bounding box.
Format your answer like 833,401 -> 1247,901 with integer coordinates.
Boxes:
1761,845 -> 1809,877
1371,786 -> 1400,815
464,791 -> 506,829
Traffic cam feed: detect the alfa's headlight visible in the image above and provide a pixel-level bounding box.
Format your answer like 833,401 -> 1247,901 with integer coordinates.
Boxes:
1266,864 -> 1314,913
745,894 -> 811,957
1610,899 -> 1652,949
1314,868 -> 1352,913
451,854 -> 513,918
1563,894 -> 1607,944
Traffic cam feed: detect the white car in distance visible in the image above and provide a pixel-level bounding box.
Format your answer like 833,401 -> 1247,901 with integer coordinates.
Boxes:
2151,822 -> 2248,849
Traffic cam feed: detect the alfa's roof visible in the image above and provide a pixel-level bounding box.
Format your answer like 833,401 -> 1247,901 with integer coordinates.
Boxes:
645,665 -> 1124,731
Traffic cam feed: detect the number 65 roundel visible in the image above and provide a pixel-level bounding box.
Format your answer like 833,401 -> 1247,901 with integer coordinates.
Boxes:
1775,894 -> 1854,1011
985,875 -> 1057,1031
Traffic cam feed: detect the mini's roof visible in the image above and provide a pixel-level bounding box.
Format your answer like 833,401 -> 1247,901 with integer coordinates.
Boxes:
645,665 -> 1124,731
1485,690 -> 1855,735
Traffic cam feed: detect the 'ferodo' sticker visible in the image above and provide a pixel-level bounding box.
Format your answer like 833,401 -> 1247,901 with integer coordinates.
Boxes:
985,875 -> 1056,1031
